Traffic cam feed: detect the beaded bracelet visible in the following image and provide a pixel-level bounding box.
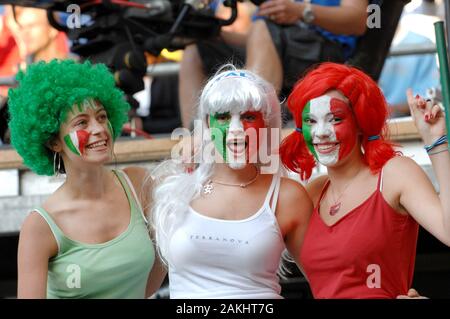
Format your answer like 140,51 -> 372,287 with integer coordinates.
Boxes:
424,135 -> 448,153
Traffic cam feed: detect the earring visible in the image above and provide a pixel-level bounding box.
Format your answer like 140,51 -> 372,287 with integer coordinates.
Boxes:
53,152 -> 61,176
57,153 -> 61,175
53,152 -> 57,176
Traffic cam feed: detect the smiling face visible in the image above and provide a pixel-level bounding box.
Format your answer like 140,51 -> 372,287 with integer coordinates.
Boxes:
57,98 -> 113,166
301,92 -> 358,166
209,110 -> 266,169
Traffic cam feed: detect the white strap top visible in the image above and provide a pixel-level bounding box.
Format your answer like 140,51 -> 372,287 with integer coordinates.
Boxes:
167,174 -> 285,299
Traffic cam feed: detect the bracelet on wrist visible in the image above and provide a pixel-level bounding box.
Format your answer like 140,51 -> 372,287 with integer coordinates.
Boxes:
424,135 -> 448,153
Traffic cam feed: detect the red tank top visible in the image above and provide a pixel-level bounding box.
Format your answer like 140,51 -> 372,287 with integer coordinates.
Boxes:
300,170 -> 419,298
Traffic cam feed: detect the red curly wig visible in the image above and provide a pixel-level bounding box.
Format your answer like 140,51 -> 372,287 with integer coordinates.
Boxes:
280,62 -> 400,180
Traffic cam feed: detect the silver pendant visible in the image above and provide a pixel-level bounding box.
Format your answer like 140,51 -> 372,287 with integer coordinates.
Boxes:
203,181 -> 213,195
329,202 -> 341,216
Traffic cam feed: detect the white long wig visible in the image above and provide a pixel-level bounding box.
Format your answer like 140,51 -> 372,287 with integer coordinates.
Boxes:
150,65 -> 282,264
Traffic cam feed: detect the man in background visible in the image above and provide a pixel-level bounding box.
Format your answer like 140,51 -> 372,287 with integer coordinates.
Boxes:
0,5 -> 69,143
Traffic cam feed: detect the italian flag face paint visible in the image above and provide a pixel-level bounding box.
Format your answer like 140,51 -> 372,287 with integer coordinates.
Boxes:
242,111 -> 266,163
209,111 -> 266,166
210,112 -> 230,162
302,95 -> 358,166
64,130 -> 90,156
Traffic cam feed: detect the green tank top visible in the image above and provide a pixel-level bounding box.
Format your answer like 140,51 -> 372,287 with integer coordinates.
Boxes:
34,170 -> 155,299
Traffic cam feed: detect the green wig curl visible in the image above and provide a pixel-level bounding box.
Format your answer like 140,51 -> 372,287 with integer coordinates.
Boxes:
8,59 -> 130,176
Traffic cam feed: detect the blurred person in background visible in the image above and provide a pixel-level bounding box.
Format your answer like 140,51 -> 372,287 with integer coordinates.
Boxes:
0,5 -> 69,143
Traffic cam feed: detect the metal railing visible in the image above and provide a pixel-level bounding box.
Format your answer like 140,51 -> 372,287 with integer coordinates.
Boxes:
389,42 -> 437,56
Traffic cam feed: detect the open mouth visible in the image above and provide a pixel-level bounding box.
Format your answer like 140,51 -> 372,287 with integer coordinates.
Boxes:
86,139 -> 108,151
314,142 -> 339,154
226,139 -> 247,156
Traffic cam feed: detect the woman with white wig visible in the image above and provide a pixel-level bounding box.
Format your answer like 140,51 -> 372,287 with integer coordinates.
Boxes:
151,65 -> 312,299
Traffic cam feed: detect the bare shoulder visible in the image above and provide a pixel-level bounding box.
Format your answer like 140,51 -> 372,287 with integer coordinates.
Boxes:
382,156 -> 429,195
278,177 -> 313,215
123,166 -> 150,184
123,166 -> 152,188
123,166 -> 154,212
305,175 -> 328,204
383,156 -> 423,177
22,211 -> 52,236
279,177 -> 309,201
20,211 -> 58,257
276,177 -> 313,237
384,155 -> 420,169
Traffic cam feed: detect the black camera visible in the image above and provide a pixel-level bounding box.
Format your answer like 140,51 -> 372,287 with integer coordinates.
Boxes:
0,0 -> 240,98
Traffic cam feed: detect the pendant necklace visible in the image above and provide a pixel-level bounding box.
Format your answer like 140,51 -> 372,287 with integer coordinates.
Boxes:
203,166 -> 259,195
328,168 -> 362,216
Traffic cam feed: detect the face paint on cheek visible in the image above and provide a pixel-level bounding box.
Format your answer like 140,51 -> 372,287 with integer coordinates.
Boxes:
64,130 -> 90,156
301,101 -> 318,159
300,96 -> 343,167
242,111 -> 266,161
330,98 -> 358,161
209,114 -> 230,162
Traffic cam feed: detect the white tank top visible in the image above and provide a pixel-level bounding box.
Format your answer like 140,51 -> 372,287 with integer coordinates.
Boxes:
168,174 -> 285,299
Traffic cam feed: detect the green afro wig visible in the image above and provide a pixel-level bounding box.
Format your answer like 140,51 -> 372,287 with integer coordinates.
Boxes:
8,59 -> 130,176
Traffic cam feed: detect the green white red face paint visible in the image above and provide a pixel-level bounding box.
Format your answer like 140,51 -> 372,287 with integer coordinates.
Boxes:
63,98 -> 111,157
64,129 -> 90,156
302,95 -> 358,166
209,111 -> 266,169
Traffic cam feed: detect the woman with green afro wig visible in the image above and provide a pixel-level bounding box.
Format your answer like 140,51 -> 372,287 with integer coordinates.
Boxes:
9,59 -> 166,299
8,59 -> 129,176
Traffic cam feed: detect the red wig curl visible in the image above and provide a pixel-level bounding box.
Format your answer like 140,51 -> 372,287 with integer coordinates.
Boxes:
280,62 -> 400,180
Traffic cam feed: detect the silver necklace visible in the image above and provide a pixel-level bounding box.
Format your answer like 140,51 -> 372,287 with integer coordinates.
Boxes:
203,166 -> 260,195
328,168 -> 362,216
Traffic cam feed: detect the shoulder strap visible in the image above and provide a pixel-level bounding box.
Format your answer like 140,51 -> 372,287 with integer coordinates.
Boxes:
377,168 -> 384,192
263,174 -> 278,208
270,175 -> 282,213
114,169 -> 148,224
32,208 -> 65,255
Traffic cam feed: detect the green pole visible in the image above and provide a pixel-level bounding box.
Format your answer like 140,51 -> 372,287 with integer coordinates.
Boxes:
434,21 -> 450,149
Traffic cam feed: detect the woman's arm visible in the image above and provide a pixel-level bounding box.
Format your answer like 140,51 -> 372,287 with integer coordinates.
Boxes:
397,90 -> 450,245
258,0 -> 368,35
305,175 -> 328,207
145,254 -> 168,298
277,178 -> 313,265
17,212 -> 57,298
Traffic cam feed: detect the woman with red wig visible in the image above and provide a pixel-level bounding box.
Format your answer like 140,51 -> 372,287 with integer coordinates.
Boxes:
280,62 -> 450,298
